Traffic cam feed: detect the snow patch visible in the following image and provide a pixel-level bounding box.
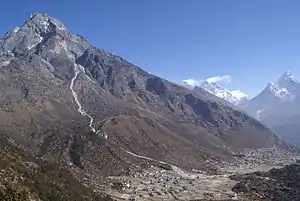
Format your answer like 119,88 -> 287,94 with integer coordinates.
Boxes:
256,109 -> 264,120
41,21 -> 49,31
0,60 -> 11,67
268,82 -> 292,101
27,35 -> 43,50
12,27 -> 20,33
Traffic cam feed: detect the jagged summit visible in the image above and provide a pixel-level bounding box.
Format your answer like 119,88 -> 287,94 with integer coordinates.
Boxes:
0,13 -> 113,64
4,12 -> 66,40
26,12 -> 66,30
277,71 -> 297,85
252,71 -> 299,102
276,71 -> 298,96
1,13 -> 51,54
1,13 -> 91,63
29,12 -> 48,19
27,12 -> 49,23
277,71 -> 299,91
239,71 -> 300,148
264,82 -> 291,100
278,71 -> 292,80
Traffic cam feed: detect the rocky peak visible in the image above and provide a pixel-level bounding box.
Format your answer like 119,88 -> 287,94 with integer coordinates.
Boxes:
260,72 -> 299,101
258,82 -> 291,102
239,71 -> 300,122
277,71 -> 293,83
276,71 -> 300,94
0,13 -> 71,57
254,71 -> 300,103
26,12 -> 67,34
26,12 -> 51,31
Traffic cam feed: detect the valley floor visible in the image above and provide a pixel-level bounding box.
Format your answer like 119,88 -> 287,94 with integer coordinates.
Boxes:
103,147 -> 298,201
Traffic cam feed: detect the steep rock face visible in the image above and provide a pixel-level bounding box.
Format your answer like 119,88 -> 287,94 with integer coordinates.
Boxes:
0,13 -> 287,179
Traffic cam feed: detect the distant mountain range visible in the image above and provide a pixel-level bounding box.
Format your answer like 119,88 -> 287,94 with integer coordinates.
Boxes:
182,79 -> 248,105
183,72 -> 300,147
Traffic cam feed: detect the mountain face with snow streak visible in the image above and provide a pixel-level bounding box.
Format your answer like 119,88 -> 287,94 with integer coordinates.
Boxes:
239,72 -> 300,146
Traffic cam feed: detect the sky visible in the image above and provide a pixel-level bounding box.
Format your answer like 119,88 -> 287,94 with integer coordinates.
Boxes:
1,0 -> 300,97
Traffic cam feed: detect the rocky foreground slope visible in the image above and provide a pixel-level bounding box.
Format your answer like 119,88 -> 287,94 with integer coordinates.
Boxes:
0,13 -> 298,200
0,136 -> 112,201
230,161 -> 300,201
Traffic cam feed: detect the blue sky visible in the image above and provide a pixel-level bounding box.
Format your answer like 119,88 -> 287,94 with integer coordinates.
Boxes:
1,0 -> 300,96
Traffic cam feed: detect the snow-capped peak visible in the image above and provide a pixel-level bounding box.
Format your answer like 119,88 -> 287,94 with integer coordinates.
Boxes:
261,71 -> 300,101
180,78 -> 248,105
267,82 -> 292,100
199,81 -> 248,105
278,71 -> 293,81
277,71 -> 300,86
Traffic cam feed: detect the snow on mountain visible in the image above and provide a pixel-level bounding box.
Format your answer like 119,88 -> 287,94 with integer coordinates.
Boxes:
277,71 -> 299,84
239,71 -> 300,121
267,82 -> 294,101
258,72 -> 299,102
239,71 -> 300,146
200,81 -> 248,105
181,78 -> 248,105
255,109 -> 264,120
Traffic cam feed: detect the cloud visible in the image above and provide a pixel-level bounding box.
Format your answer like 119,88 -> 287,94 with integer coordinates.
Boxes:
231,90 -> 248,99
206,75 -> 232,83
181,79 -> 203,87
181,75 -> 232,89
